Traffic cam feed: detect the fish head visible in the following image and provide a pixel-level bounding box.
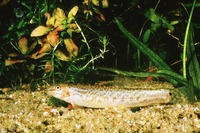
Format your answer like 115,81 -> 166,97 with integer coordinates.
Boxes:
46,84 -> 71,102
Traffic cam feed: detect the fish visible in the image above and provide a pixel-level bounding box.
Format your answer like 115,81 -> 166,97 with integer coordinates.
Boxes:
46,84 -> 172,108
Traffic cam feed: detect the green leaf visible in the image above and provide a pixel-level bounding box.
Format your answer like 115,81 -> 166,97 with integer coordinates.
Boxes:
162,22 -> 174,31
183,0 -> 200,92
97,67 -> 188,86
61,31 -> 67,37
151,23 -> 161,31
21,2 -> 33,12
40,6 -> 48,14
156,70 -> 188,86
143,29 -> 151,43
67,29 -> 72,38
145,8 -> 160,23
8,26 -> 14,31
186,25 -> 200,89
17,18 -> 25,29
2,34 -> 10,39
26,41 -> 38,55
26,12 -> 33,18
170,20 -> 180,25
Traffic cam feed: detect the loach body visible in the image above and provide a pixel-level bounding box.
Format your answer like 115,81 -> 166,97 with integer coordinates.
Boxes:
47,84 -> 172,108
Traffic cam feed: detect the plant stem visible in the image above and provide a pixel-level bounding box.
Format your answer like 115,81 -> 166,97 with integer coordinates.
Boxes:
75,21 -> 95,69
50,40 -> 61,84
183,0 -> 196,78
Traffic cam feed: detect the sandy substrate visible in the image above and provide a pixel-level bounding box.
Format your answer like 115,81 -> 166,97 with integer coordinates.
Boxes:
1,79 -> 200,132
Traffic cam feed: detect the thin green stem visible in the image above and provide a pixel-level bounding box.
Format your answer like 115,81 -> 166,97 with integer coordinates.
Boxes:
79,43 -> 109,71
75,21 -> 95,69
183,0 -> 196,78
138,0 -> 160,69
50,40 -> 62,84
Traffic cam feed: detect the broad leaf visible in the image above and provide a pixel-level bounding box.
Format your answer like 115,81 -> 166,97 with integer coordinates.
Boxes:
46,16 -> 55,27
64,38 -> 78,57
31,51 -> 46,59
55,25 -> 67,32
54,8 -> 67,23
18,37 -> 28,54
55,50 -> 70,61
39,43 -> 52,53
31,26 -> 51,37
46,30 -> 59,47
143,29 -> 151,43
44,61 -> 52,72
67,23 -> 80,33
68,6 -> 79,22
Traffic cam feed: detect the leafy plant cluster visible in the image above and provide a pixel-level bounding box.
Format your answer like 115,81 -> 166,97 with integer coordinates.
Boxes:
0,0 -> 109,88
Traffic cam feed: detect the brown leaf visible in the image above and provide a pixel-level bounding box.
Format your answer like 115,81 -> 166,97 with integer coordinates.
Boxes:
83,0 -> 89,5
5,59 -> 25,66
55,50 -> 70,61
94,10 -> 106,22
31,26 -> 51,37
83,10 -> 93,16
18,37 -> 29,54
39,43 -> 53,53
46,30 -> 59,47
9,53 -> 19,57
55,25 -> 67,32
67,23 -> 80,33
64,38 -> 78,57
44,61 -> 52,72
102,0 -> 109,8
31,51 -> 46,59
44,12 -> 50,18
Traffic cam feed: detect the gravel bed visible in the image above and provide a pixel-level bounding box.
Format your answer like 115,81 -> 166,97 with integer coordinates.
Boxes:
1,87 -> 200,132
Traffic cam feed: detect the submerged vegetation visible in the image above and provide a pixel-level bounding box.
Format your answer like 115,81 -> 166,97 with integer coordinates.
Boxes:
0,0 -> 110,89
1,0 -> 200,101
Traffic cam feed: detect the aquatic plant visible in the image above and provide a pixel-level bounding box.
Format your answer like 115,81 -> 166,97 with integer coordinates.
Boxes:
99,0 -> 199,101
0,0 -> 109,88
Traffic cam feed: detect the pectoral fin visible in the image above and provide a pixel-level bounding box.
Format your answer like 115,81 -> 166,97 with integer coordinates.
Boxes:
70,102 -> 83,109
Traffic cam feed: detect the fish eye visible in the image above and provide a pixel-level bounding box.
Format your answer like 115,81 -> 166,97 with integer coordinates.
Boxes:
55,86 -> 60,90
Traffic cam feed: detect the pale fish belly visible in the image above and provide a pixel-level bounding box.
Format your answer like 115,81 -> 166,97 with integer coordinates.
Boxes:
47,84 -> 171,108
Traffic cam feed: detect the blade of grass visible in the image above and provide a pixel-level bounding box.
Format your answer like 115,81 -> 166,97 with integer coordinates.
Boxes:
184,0 -> 200,90
186,25 -> 200,89
183,0 -> 196,78
98,67 -> 188,86
156,70 -> 188,86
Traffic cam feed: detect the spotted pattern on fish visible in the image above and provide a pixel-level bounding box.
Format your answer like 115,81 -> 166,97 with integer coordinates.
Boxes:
47,84 -> 172,108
